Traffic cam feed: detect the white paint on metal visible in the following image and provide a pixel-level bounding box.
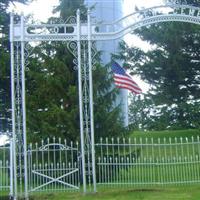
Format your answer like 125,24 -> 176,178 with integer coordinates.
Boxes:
87,9 -> 97,192
27,139 -> 80,192
9,139 -> 13,197
20,14 -> 29,200
12,5 -> 200,42
77,9 -> 87,193
9,12 -> 18,200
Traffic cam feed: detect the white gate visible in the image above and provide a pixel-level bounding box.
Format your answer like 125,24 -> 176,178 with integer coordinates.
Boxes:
27,138 -> 80,192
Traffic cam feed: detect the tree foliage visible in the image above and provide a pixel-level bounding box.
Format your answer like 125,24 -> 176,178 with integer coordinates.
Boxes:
118,1 -> 200,130
26,41 -> 79,141
26,0 -> 124,142
93,63 -> 125,140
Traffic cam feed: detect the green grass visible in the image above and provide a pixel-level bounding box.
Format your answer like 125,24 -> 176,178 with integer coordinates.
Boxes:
0,191 -> 10,200
0,171 -> 9,185
28,185 -> 200,200
131,129 -> 200,140
2,185 -> 200,200
128,129 -> 200,160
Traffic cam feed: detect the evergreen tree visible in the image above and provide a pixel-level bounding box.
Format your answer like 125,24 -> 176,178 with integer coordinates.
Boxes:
118,1 -> 200,130
26,0 -> 124,142
26,41 -> 79,141
93,63 -> 125,140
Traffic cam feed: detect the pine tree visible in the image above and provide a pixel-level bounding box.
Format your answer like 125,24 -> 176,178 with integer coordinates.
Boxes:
118,1 -> 200,130
26,0 -> 124,142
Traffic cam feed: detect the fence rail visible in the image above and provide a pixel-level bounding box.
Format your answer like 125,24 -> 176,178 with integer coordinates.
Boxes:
96,136 -> 200,187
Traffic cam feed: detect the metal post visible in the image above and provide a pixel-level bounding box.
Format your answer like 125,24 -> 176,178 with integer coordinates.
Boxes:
20,14 -> 29,200
10,12 -> 18,200
9,139 -> 14,198
87,9 -> 97,192
77,9 -> 86,193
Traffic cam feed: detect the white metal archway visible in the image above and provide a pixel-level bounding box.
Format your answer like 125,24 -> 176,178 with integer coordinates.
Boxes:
10,2 -> 200,199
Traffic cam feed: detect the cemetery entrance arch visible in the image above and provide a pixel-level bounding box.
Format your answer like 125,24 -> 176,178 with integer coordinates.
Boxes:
10,2 -> 200,198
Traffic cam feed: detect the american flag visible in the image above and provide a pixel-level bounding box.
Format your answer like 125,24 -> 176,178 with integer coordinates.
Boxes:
111,61 -> 142,94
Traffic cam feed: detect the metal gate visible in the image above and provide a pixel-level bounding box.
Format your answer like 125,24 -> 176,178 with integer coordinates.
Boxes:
27,138 -> 80,192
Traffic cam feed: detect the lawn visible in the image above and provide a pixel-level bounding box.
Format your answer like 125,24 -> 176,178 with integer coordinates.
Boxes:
1,185 -> 200,200
27,185 -> 200,200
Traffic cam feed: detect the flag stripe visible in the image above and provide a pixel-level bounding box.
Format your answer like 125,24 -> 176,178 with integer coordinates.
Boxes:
115,82 -> 142,93
114,74 -> 142,91
111,61 -> 142,94
114,79 -> 142,92
116,85 -> 142,94
114,74 -> 138,85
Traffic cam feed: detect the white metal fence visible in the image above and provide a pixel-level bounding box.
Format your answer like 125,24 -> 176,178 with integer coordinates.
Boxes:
0,143 -> 12,194
96,136 -> 200,187
2,136 -> 200,196
27,138 -> 80,192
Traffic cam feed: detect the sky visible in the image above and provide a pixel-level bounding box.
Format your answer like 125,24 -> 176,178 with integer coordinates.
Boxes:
10,0 -> 59,21
11,0 -> 164,22
0,135 -> 9,145
124,0 -> 163,49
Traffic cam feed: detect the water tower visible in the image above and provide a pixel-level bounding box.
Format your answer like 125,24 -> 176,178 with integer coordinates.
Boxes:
84,0 -> 128,126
